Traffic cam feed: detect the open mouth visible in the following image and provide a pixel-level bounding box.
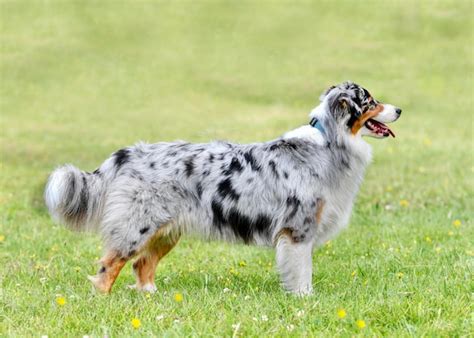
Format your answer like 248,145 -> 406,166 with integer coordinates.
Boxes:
365,119 -> 395,138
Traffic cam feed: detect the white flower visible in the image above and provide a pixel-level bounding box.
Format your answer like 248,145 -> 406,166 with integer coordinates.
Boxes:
244,295 -> 251,300
261,315 -> 268,321
296,309 -> 305,317
156,314 -> 165,321
286,324 -> 295,332
223,287 -> 231,293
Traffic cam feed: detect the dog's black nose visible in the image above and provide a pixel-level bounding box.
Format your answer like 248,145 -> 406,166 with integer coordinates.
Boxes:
395,108 -> 402,115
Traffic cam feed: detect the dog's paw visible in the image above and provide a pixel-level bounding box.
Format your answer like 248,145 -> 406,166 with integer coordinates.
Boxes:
288,285 -> 314,297
128,283 -> 157,293
295,289 -> 313,297
87,275 -> 111,294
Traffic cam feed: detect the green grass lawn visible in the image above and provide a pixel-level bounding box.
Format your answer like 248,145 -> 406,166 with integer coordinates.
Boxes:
1,1 -> 473,336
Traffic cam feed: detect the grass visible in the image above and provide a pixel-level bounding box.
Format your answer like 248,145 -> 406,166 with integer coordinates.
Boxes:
1,0 -> 473,336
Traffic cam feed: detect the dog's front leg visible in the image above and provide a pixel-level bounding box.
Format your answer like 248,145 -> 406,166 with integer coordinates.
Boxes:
275,230 -> 314,296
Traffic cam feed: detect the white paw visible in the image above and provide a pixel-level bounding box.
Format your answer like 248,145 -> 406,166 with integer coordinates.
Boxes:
289,286 -> 313,297
128,283 -> 157,293
87,275 -> 109,293
141,283 -> 157,293
296,289 -> 313,297
87,275 -> 99,284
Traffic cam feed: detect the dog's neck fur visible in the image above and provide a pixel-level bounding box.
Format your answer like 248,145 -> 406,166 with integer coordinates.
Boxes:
283,101 -> 373,166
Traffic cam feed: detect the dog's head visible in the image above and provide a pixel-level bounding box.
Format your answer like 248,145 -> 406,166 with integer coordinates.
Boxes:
317,81 -> 401,138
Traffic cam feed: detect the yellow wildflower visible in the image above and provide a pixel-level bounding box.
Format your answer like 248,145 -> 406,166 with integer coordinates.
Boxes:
399,200 -> 409,207
452,219 -> 461,228
356,319 -> 366,329
131,318 -> 141,329
56,297 -> 66,306
396,272 -> 404,279
423,138 -> 432,146
239,260 -> 247,267
337,309 -> 347,319
448,231 -> 454,236
425,236 -> 432,243
351,270 -> 357,277
0,235 -> 5,242
174,292 -> 183,302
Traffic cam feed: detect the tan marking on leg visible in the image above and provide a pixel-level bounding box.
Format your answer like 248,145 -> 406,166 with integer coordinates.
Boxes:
133,228 -> 180,290
315,199 -> 326,225
273,227 -> 295,246
88,252 -> 127,293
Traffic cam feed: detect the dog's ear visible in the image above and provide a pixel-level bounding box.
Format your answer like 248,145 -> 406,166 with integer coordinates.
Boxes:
328,91 -> 361,125
328,91 -> 358,115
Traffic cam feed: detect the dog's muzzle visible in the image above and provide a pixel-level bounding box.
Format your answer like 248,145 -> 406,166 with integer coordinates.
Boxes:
352,104 -> 401,138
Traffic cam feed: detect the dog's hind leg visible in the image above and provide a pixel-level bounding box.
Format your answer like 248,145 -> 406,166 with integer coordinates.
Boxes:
88,251 -> 128,293
130,231 -> 181,292
96,177 -> 180,293
275,229 -> 314,296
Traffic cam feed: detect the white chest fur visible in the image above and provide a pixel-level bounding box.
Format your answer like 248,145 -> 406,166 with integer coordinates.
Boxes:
316,138 -> 372,245
284,125 -> 372,246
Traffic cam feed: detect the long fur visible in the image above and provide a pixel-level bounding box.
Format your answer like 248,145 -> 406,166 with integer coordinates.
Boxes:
45,81 -> 401,294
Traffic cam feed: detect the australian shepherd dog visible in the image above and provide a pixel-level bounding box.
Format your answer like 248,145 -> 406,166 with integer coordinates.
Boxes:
45,81 -> 401,295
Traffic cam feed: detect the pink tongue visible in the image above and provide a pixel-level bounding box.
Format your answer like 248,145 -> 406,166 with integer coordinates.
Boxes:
370,120 -> 395,138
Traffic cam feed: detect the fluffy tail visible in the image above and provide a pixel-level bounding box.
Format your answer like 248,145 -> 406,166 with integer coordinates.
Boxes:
44,164 -> 105,231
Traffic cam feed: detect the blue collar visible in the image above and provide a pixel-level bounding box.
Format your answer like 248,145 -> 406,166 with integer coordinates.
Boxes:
309,117 -> 326,135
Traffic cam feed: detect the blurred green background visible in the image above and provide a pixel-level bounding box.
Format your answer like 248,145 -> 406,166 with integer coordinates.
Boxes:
1,0 -> 472,336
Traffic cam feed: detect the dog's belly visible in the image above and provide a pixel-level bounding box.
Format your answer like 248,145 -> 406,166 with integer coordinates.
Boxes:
172,208 -> 274,246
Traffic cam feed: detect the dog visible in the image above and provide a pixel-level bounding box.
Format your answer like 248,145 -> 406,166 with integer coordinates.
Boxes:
45,81 -> 401,295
